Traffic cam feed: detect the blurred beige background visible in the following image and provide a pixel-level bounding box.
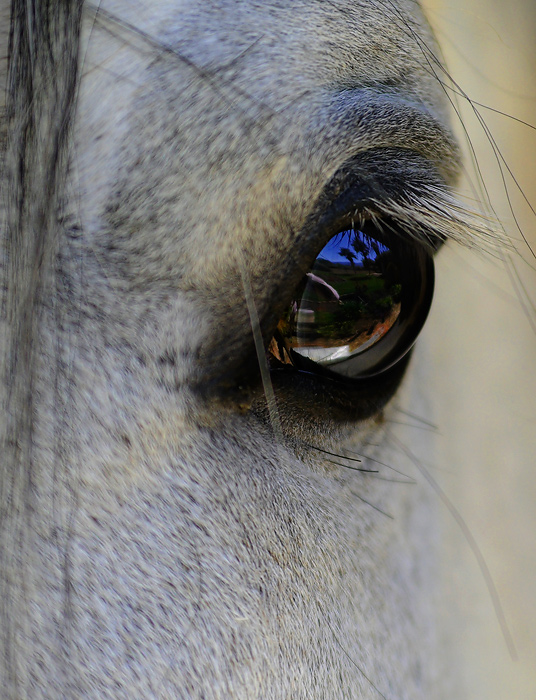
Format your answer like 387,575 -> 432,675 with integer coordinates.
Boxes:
418,1 -> 536,697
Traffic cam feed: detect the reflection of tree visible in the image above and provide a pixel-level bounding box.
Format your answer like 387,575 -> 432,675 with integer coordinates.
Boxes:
339,247 -> 357,271
295,230 -> 403,345
350,231 -> 385,270
350,234 -> 369,268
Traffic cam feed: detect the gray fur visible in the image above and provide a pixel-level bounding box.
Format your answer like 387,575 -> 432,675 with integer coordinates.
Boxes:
0,1 -> 517,698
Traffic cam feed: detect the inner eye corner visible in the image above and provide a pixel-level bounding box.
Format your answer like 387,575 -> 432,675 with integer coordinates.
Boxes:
268,217 -> 435,382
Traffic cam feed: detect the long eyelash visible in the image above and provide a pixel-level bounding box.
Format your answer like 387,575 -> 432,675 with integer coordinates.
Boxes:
366,185 -> 506,253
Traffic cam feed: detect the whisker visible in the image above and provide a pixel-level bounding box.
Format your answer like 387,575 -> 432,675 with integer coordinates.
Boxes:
376,0 -> 536,345
303,442 -> 362,463
470,103 -> 536,262
344,450 -> 416,482
441,90 -> 536,132
324,459 -> 379,474
326,459 -> 415,483
240,267 -> 284,446
382,418 -> 439,434
324,618 -> 390,700
303,442 -> 415,482
393,1 -> 536,267
349,491 -> 394,520
501,251 -> 536,335
389,433 -> 517,660
361,474 -> 417,484
391,407 -> 439,430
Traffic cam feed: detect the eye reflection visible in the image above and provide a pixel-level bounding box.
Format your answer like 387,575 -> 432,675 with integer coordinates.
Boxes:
269,222 -> 434,379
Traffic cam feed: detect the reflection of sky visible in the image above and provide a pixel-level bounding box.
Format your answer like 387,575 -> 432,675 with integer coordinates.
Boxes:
317,229 -> 387,265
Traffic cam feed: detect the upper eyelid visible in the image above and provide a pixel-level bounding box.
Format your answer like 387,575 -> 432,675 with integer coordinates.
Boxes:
303,147 -> 448,251
306,90 -> 460,186
296,147 -> 502,268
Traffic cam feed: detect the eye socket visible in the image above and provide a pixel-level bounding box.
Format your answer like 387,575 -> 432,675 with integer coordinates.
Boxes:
268,220 -> 434,380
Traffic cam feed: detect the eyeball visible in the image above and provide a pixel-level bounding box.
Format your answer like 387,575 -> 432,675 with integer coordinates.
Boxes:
269,221 -> 434,380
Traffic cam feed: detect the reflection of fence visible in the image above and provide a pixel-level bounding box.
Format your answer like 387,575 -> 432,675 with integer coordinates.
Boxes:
296,308 -> 315,325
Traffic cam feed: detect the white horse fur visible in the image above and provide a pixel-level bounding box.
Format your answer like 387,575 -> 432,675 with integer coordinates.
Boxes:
1,1 -> 535,698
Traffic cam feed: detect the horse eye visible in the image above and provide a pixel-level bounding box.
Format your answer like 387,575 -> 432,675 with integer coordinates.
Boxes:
269,221 -> 435,379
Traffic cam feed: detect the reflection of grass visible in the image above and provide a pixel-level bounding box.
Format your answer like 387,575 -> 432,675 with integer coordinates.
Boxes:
307,282 -> 401,341
360,277 -> 384,293
316,302 -> 364,338
329,279 -> 355,296
298,257 -> 403,342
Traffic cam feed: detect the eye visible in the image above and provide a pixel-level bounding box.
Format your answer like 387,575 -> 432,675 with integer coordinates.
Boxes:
268,220 -> 434,380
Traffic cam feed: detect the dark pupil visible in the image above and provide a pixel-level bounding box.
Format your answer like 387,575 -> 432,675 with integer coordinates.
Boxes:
292,228 -> 400,362
270,223 -> 434,379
